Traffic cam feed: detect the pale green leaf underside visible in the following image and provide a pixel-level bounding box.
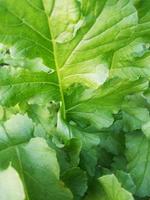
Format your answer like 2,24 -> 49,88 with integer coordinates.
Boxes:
99,175 -> 134,200
0,166 -> 25,200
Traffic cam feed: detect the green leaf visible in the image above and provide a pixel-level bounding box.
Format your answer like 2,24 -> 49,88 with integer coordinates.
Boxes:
126,133 -> 150,197
0,0 -> 144,124
84,174 -> 134,200
53,120 -> 100,177
0,43 -> 50,72
0,1 -> 150,198
111,156 -> 127,171
0,166 -> 25,200
46,0 -> 138,92
0,0 -> 149,131
98,174 -> 134,200
73,127 -> 100,176
142,121 -> 150,139
22,102 -> 58,137
118,93 -> 150,132
62,167 -> 88,200
0,0 -> 55,68
122,104 -> 149,132
134,0 -> 150,38
99,131 -> 125,156
56,138 -> 82,173
0,114 -> 34,149
0,105 -> 4,121
0,114 -> 73,200
66,78 -> 148,130
115,170 -> 136,194
0,67 -> 59,106
110,39 -> 150,80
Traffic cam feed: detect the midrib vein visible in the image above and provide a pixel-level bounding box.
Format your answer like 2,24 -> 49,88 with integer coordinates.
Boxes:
41,1 -> 106,119
15,147 -> 30,200
50,30 -> 66,119
42,1 -> 66,119
2,125 -> 30,200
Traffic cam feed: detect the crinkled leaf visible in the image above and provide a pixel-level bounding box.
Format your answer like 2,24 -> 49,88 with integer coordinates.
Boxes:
110,39 -> 150,80
0,44 -> 50,72
0,0 -> 147,129
0,1 -> 150,199
66,78 -> 148,131
22,102 -> 58,137
0,67 -> 59,106
0,0 -> 55,67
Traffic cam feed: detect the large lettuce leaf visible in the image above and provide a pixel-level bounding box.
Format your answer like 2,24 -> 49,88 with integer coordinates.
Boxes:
0,0 -> 148,129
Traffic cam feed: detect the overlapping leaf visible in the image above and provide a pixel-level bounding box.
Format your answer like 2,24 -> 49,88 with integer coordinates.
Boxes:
0,114 -> 72,200
84,174 -> 134,200
0,1 -> 150,199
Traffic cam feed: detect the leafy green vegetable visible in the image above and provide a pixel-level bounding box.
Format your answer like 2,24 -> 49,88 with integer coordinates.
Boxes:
0,114 -> 73,200
0,0 -> 150,199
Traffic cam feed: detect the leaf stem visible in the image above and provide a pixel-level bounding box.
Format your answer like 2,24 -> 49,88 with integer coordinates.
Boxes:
46,14 -> 66,119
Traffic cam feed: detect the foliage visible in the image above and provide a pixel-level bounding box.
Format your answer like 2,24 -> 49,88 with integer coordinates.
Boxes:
0,0 -> 150,199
